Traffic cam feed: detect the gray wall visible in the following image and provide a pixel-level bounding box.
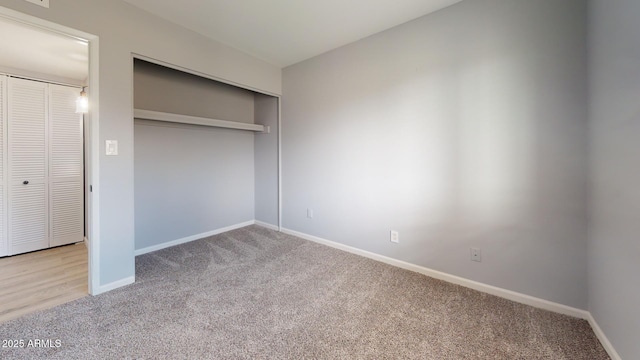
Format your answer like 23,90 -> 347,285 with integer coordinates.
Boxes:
282,0 -> 589,308
134,61 -> 256,251
134,60 -> 255,123
0,0 -> 280,288
134,123 -> 255,250
254,94 -> 279,226
588,0 -> 640,358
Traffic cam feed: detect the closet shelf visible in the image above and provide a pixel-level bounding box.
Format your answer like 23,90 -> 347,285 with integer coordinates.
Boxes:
134,109 -> 265,132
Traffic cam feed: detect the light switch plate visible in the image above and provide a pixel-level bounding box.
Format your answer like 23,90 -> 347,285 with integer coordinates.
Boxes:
105,140 -> 118,156
23,0 -> 49,8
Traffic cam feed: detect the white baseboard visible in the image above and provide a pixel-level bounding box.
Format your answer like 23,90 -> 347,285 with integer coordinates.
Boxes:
281,227 -> 624,358
280,227 -> 589,320
134,220 -> 255,256
94,224 -> 621,359
254,220 -> 279,231
587,313 -> 622,360
92,276 -> 135,296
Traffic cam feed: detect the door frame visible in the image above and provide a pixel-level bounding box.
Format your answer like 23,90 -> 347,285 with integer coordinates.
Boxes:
0,6 -> 101,295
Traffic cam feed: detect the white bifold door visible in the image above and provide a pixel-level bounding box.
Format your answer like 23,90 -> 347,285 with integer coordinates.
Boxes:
0,75 -> 6,257
7,77 -> 48,255
49,83 -> 84,248
2,76 -> 83,257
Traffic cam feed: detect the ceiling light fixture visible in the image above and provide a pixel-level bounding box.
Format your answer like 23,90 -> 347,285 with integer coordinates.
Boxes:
76,87 -> 88,114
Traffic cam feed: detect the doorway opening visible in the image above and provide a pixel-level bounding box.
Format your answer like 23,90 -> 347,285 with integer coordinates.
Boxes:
0,8 -> 99,322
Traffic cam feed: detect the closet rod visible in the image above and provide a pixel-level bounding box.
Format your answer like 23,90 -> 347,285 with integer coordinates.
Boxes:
134,109 -> 265,132
0,72 -> 83,88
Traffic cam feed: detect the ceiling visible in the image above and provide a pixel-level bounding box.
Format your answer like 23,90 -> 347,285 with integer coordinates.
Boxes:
0,18 -> 88,84
122,0 -> 463,68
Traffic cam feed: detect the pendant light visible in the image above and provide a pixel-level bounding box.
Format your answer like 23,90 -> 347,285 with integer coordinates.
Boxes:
76,87 -> 88,114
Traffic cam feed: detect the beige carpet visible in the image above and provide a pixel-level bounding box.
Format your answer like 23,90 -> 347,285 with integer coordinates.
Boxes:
0,225 -> 608,359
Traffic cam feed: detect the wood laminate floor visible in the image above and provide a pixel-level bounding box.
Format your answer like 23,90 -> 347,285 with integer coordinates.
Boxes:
0,243 -> 88,324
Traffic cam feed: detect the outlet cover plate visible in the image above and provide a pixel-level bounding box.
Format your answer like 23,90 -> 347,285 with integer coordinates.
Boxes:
471,248 -> 481,262
390,230 -> 399,244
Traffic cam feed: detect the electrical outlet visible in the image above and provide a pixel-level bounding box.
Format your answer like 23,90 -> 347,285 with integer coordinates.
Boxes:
306,208 -> 313,219
470,248 -> 481,262
390,230 -> 399,244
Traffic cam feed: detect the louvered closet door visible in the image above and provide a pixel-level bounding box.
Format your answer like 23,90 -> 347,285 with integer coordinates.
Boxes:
0,76 -> 7,257
49,84 -> 83,247
7,78 -> 49,255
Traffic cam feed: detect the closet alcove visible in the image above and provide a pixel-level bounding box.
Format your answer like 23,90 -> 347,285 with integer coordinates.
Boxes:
133,59 -> 279,255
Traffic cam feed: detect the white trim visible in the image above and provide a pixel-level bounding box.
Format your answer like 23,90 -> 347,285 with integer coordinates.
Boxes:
87,36 -> 100,296
277,97 -> 282,231
587,313 -> 622,360
280,227 -> 589,320
92,276 -> 135,296
254,220 -> 279,231
134,221 -> 255,256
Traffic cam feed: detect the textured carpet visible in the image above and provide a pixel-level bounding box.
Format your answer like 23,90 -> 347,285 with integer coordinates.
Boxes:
0,225 -> 608,359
